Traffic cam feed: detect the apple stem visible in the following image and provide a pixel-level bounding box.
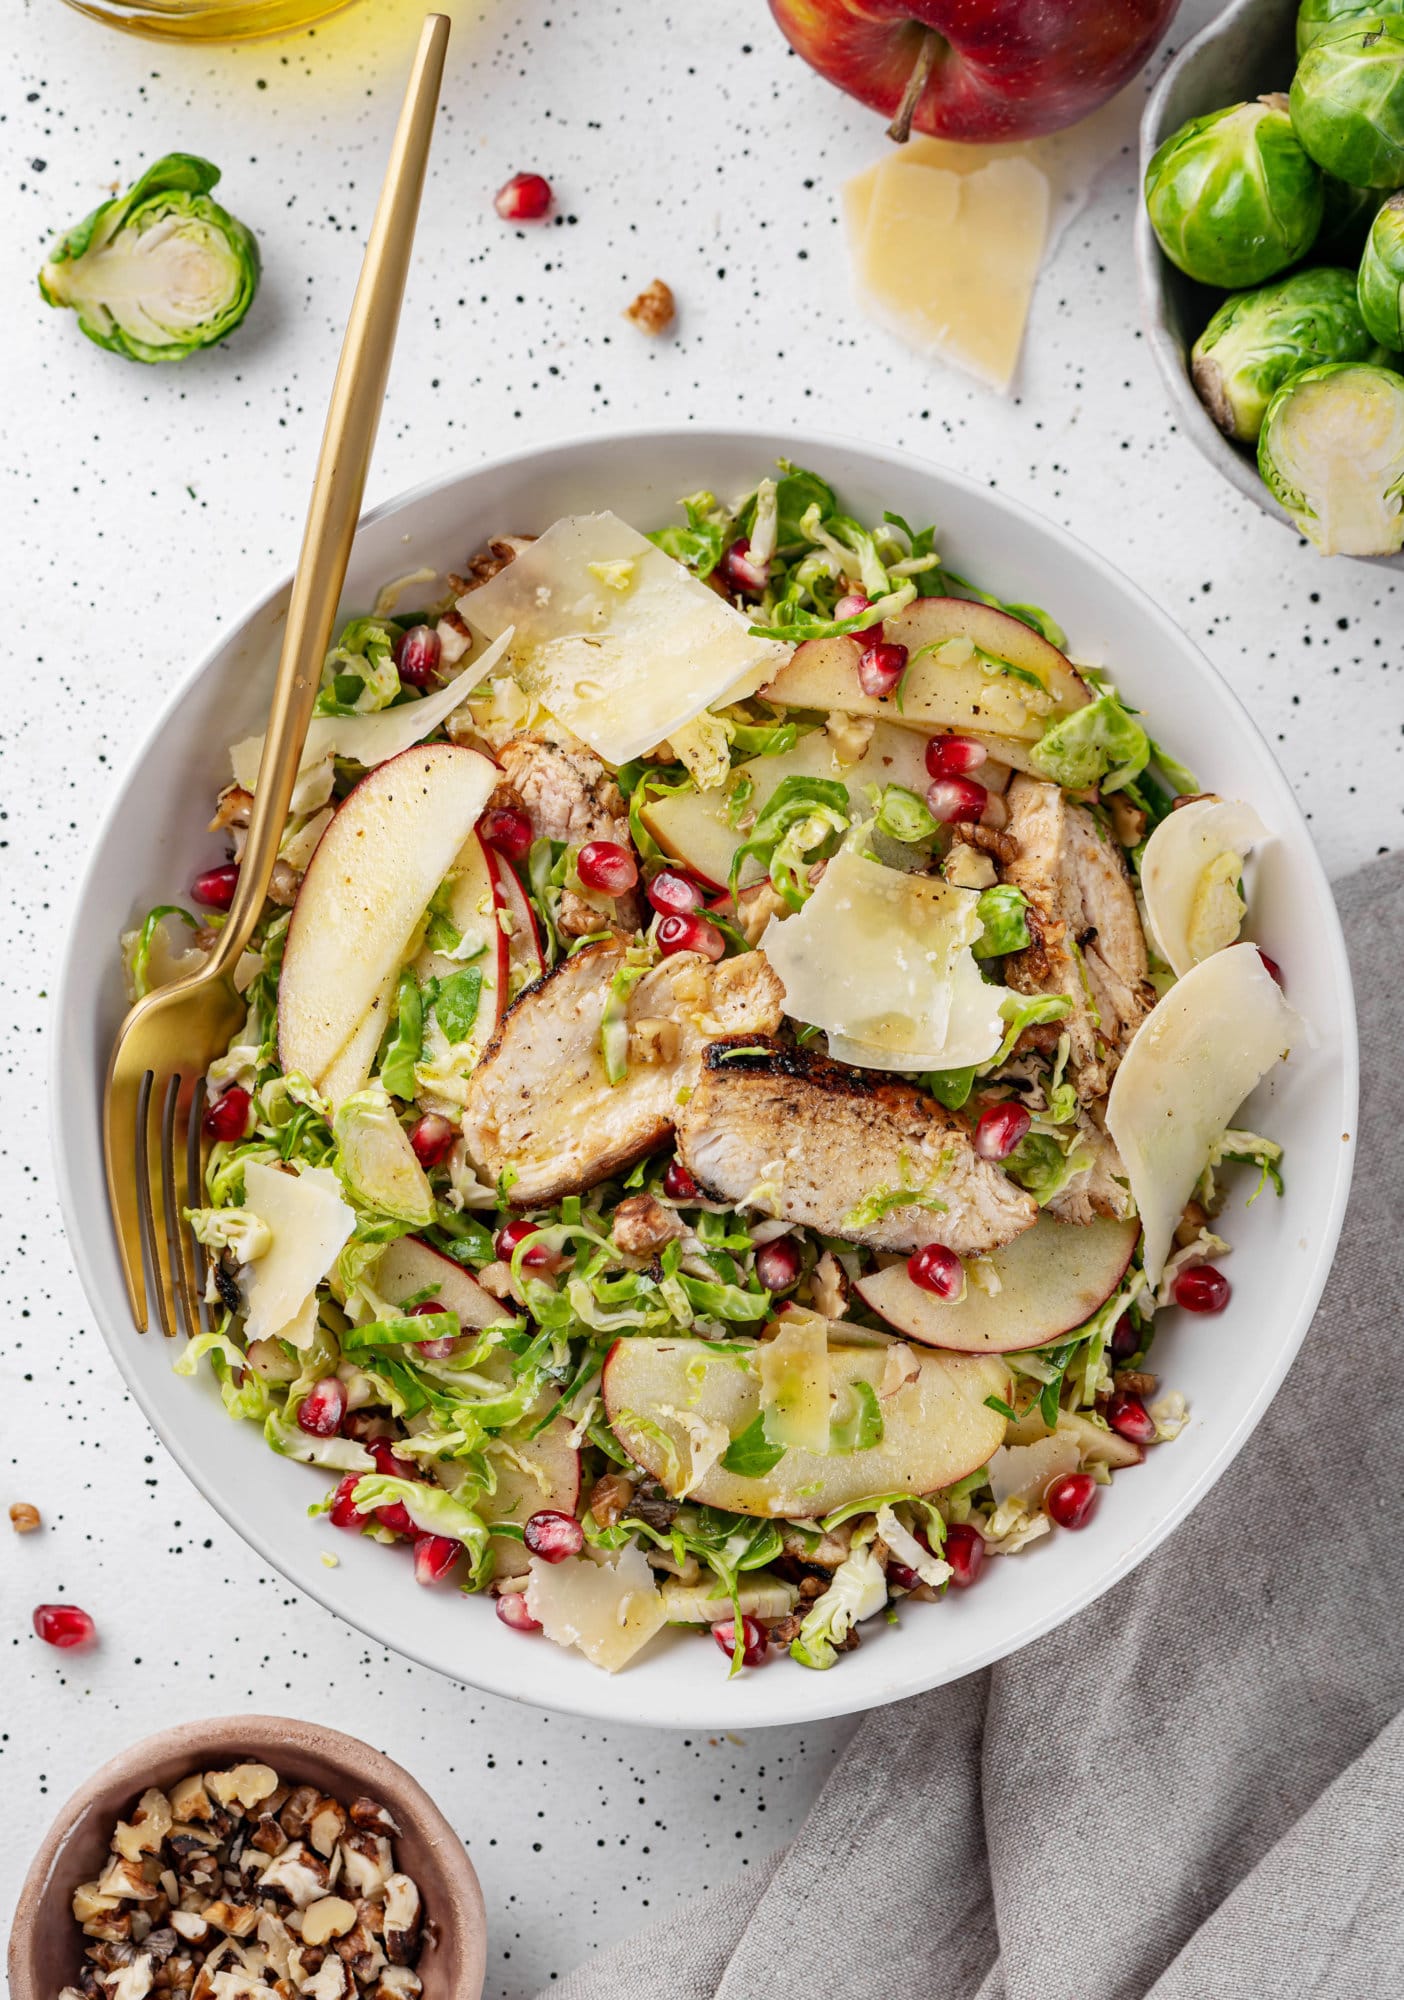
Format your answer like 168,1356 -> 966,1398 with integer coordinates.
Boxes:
886,27 -> 942,145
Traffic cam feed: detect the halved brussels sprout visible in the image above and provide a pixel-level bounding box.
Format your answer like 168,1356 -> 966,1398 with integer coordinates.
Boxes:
1144,97 -> 1324,289
39,152 -> 259,364
1358,190 -> 1404,343
1291,23 -> 1404,189
1297,0 -> 1404,56
1258,359 -> 1404,553
1191,266 -> 1388,442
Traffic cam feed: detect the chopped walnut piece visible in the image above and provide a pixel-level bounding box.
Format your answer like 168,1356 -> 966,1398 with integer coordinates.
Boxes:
382,1874 -> 422,1965
305,1954 -> 351,2000
372,1971 -> 424,2000
943,841 -> 998,892
337,1831 -> 392,1900
624,277 -> 676,334
1106,792 -> 1147,846
265,859 -> 302,908
255,1840 -> 330,1907
199,1900 -> 257,1938
307,1797 -> 349,1858
278,1784 -> 321,1839
301,1895 -> 358,1946
738,881 -> 789,947
114,1790 -> 173,1862
587,1471 -> 636,1529
98,1856 -> 161,1902
628,1016 -> 680,1065
611,1193 -> 684,1257
809,1249 -> 849,1318
823,712 -> 875,766
348,1797 -> 401,1836
1114,1369 -> 1158,1396
207,1764 -> 280,1813
207,786 -> 254,835
9,1499 -> 40,1532
168,1776 -> 216,1825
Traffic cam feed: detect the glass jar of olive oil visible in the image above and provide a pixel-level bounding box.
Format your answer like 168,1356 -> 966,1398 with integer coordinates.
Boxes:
61,0 -> 354,37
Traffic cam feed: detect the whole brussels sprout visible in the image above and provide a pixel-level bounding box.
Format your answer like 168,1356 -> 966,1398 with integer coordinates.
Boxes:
1291,23 -> 1404,189
1258,359 -> 1404,553
1358,190 -> 1404,342
39,153 -> 259,364
1144,97 -> 1324,288
1317,172 -> 1385,254
1297,0 -> 1404,55
1192,267 -> 1388,441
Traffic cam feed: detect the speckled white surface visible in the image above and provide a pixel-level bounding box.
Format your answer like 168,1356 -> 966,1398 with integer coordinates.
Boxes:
3,0 -> 1401,1991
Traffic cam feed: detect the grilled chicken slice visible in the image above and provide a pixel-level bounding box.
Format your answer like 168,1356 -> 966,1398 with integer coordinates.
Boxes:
1046,1117 -> 1135,1226
1002,774 -> 1154,1101
497,734 -> 643,933
675,1039 -> 1037,1257
462,941 -> 784,1205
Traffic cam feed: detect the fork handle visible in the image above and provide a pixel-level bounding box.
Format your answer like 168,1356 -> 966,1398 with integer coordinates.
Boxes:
207,12 -> 451,980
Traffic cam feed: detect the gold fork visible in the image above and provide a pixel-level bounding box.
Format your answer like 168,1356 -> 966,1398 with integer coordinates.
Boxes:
104,13 -> 451,1335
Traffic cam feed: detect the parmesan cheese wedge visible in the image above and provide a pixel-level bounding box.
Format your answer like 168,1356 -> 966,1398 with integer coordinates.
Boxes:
524,1542 -> 667,1673
229,630 -> 512,792
240,1161 -> 355,1344
458,512 -> 788,766
1106,945 -> 1304,1285
762,846 -> 1004,1072
1140,797 -> 1272,977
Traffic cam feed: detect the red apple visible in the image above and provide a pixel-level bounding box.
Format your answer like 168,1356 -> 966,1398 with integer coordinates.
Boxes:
768,1 -> 1181,144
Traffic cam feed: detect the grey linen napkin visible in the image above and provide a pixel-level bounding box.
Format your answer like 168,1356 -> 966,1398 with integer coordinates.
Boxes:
544,852 -> 1404,2000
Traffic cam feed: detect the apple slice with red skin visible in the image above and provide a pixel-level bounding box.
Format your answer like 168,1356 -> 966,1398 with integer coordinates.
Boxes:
278,742 -> 497,1101
766,0 -> 1179,146
857,1213 -> 1140,1355
601,1335 -> 1009,1519
372,1232 -> 514,1337
473,1401 -> 582,1580
761,597 -> 1089,759
490,852 -> 547,992
414,828 -> 509,1047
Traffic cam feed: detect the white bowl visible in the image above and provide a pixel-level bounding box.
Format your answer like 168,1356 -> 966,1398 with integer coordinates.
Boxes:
52,426 -> 1358,1729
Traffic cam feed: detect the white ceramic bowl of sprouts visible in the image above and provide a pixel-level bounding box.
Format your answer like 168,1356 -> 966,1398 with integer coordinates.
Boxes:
52,426 -> 1357,1729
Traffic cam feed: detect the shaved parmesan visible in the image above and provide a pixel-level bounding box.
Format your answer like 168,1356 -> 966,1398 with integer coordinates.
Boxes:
762,847 -> 1004,1072
758,1312 -> 830,1453
1140,797 -> 1272,977
240,1162 -> 355,1343
987,1429 -> 1080,1509
458,513 -> 788,766
875,1504 -> 951,1589
1106,944 -> 1303,1284
230,630 -> 512,792
524,1542 -> 667,1673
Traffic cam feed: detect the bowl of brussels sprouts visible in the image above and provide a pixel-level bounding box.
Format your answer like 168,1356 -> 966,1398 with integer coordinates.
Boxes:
1137,0 -> 1404,560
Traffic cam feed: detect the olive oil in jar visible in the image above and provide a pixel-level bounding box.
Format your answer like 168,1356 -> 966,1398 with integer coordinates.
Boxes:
59,0 -> 355,39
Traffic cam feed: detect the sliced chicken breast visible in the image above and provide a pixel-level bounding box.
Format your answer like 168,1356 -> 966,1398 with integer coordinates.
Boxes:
675,1039 -> 1037,1257
1046,1117 -> 1135,1227
1002,774 -> 1154,1102
497,734 -> 643,934
462,941 -> 784,1205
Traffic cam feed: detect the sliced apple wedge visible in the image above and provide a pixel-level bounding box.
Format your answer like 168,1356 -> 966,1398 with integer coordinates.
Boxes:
640,720 -> 931,890
856,1213 -> 1139,1355
761,598 -> 1090,752
490,853 -> 546,992
372,1233 -> 515,1334
413,829 -> 509,1049
602,1336 -> 1009,1518
480,1406 -> 582,1580
278,743 -> 497,1101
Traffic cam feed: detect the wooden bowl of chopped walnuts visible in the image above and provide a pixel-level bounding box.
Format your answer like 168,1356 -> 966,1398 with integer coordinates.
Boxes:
7,1715 -> 486,2000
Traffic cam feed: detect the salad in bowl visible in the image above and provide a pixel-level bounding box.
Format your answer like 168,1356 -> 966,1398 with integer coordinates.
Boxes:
126,461 -> 1305,1680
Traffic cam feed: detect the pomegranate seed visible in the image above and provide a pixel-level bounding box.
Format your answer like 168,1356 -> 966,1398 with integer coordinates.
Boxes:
925,734 -> 987,779
656,910 -> 725,960
718,537 -> 768,597
907,1243 -> 965,1299
369,1438 -> 419,1534
857,640 -> 907,699
33,1603 -> 95,1649
495,171 -> 552,221
495,1591 -> 541,1632
1258,949 -> 1285,988
1106,1391 -> 1157,1446
329,1474 -> 369,1530
523,1510 -> 584,1563
393,624 -> 441,689
408,1111 -> 457,1171
974,1102 -> 1031,1162
944,1522 -> 985,1587
192,863 -> 239,910
481,805 -> 534,865
1045,1472 -> 1099,1530
495,1217 -> 556,1268
887,1560 -> 920,1591
834,591 -> 874,624
203,1086 -> 251,1143
297,1377 -> 347,1438
576,840 -> 639,895
1173,1264 -> 1230,1313
712,1615 -> 768,1667
926,777 -> 988,824
647,868 -> 705,917
413,1534 -> 461,1586
406,1299 -> 456,1359
755,1238 -> 801,1292
663,1158 -> 700,1201
1110,1312 -> 1140,1361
